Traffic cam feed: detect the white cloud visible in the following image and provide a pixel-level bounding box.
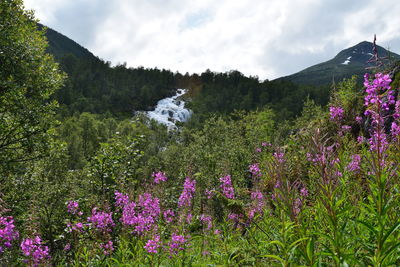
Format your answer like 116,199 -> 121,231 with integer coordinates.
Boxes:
24,0 -> 400,79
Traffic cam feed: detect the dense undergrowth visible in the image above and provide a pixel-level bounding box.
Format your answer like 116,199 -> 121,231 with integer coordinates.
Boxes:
2,0 -> 400,266
2,70 -> 400,266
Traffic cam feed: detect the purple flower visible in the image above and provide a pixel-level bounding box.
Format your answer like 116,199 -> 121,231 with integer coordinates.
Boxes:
329,106 -> 344,121
152,171 -> 168,184
67,201 -> 79,215
227,213 -> 243,223
273,152 -> 285,163
341,125 -> 352,132
186,212 -> 193,224
219,175 -> 235,199
0,216 -> 19,253
163,209 -> 175,223
292,198 -> 303,216
67,222 -> 84,233
144,235 -> 161,253
21,236 -> 50,266
357,136 -> 365,144
178,177 -> 196,208
205,189 -> 215,199
87,208 -> 115,232
364,73 -> 393,112
63,243 -> 71,252
199,214 -> 213,230
120,193 -> 160,234
114,191 -> 129,207
249,163 -> 262,177
347,154 -> 361,173
255,147 -> 262,153
369,129 -> 388,154
100,241 -> 114,255
168,233 -> 188,255
391,122 -> 400,139
249,191 -> 265,219
300,187 -> 309,197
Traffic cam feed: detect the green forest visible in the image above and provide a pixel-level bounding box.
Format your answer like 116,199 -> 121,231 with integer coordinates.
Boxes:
2,1 -> 400,266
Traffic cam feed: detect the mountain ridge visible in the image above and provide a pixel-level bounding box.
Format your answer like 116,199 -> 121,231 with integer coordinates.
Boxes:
38,23 -> 98,61
278,41 -> 400,85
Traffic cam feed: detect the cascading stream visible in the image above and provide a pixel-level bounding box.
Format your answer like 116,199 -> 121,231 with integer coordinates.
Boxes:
146,89 -> 192,129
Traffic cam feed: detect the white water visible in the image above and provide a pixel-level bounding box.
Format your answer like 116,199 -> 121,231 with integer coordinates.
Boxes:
147,89 -> 192,130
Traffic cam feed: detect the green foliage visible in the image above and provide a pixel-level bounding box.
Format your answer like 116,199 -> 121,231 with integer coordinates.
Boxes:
0,0 -> 65,172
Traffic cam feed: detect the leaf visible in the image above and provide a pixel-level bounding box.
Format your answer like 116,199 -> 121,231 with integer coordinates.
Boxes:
354,219 -> 378,234
260,254 -> 284,264
381,241 -> 400,264
382,222 -> 400,245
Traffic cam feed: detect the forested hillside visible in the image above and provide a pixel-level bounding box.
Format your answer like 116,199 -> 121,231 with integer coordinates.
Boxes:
2,1 -> 400,266
41,23 -> 330,121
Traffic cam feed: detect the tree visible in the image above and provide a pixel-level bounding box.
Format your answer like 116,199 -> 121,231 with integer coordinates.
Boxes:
0,0 -> 65,173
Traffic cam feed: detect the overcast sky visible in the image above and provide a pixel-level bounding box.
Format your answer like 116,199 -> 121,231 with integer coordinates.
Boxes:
24,0 -> 400,80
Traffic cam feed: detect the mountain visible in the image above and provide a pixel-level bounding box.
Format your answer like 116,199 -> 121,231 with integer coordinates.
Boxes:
38,23 -> 97,61
38,24 -> 177,115
281,41 -> 400,85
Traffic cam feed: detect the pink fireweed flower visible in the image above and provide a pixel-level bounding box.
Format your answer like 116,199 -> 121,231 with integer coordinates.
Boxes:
255,147 -> 262,153
21,236 -> 50,266
227,213 -> 243,223
249,163 -> 262,177
121,193 -> 160,234
300,187 -> 309,197
186,212 -> 193,224
199,214 -> 213,230
364,73 -> 393,112
87,208 -> 115,232
341,125 -> 351,132
63,243 -> 71,252
219,175 -> 235,199
395,100 -> 400,119
144,235 -> 161,253
100,241 -> 114,255
369,129 -> 388,154
357,136 -> 365,144
273,152 -> 285,163
168,233 -> 189,255
163,209 -> 175,223
292,198 -> 303,216
347,154 -> 361,173
66,201 -> 79,215
249,191 -> 265,219
152,171 -> 168,184
114,191 -> 129,208
67,222 -> 84,233
205,188 -> 215,199
178,177 -> 196,208
329,106 -> 344,121
391,122 -> 400,139
0,216 -> 19,253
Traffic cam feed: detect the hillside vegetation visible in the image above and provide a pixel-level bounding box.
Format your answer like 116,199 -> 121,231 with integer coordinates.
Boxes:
2,1 -> 400,266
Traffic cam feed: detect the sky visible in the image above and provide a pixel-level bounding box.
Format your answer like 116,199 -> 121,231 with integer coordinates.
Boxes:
24,0 -> 400,80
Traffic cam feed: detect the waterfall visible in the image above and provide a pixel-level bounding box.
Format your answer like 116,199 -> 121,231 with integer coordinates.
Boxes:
146,89 -> 192,129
